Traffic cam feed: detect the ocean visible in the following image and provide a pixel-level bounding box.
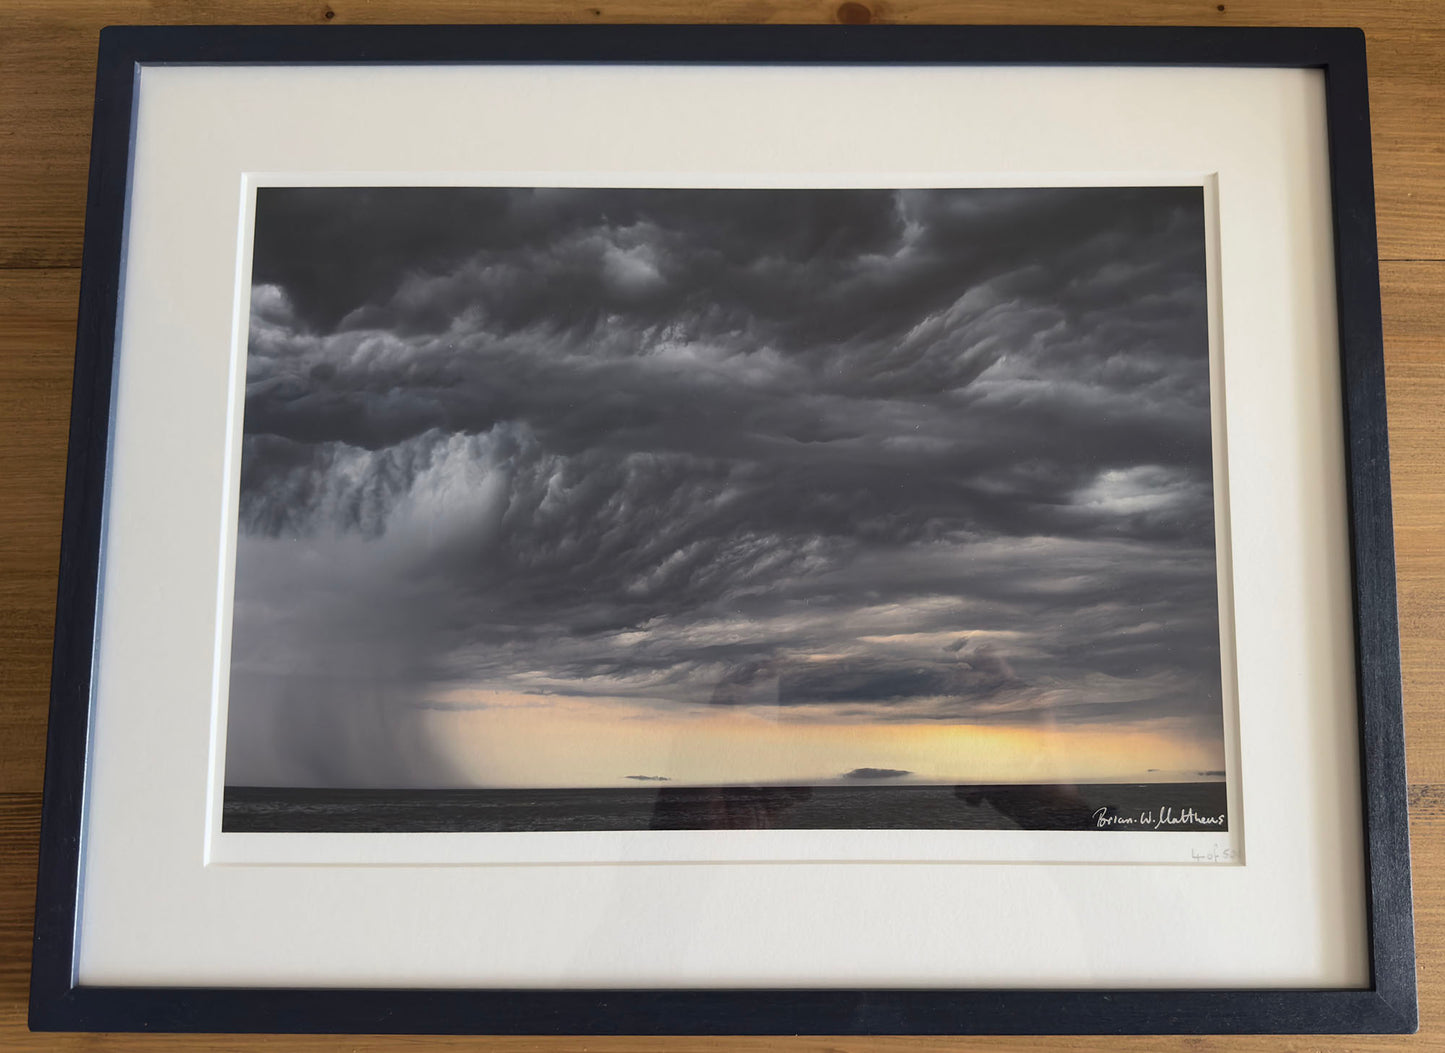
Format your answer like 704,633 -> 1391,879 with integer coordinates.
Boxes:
222,781 -> 1228,833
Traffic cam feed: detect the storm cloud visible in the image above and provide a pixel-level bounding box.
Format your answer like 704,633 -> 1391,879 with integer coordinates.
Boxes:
225,186 -> 1224,787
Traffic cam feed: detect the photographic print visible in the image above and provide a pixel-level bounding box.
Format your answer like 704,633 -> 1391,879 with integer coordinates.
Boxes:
221,185 -> 1230,835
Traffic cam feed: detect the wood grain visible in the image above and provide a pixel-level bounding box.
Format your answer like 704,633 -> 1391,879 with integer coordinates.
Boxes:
0,271 -> 72,796
1386,263 -> 1445,791
0,2 -> 1441,1049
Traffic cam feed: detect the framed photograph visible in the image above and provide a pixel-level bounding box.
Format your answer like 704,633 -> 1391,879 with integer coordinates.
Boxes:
30,24 -> 1416,1035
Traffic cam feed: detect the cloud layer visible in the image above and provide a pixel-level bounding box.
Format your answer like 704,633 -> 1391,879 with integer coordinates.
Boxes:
225,186 -> 1224,787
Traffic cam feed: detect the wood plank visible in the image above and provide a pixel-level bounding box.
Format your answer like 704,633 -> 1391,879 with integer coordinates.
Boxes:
1384,263 -> 1445,787
0,270 -> 73,794
0,1 -> 1443,266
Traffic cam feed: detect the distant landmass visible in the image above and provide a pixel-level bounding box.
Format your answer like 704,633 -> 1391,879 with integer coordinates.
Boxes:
843,767 -> 912,780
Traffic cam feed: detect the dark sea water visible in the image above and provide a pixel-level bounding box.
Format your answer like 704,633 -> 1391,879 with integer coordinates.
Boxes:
222,781 -> 1228,833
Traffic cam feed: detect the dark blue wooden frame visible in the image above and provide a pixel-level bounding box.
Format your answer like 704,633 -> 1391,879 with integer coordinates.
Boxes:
29,24 -> 1416,1035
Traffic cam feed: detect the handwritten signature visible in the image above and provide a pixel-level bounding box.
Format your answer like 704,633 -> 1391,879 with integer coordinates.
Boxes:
1091,806 -> 1227,830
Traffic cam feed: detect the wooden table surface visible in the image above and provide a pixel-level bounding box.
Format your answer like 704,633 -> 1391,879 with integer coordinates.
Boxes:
1,2 -> 1441,1049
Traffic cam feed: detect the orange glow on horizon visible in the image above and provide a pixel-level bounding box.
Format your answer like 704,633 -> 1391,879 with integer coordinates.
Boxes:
420,690 -> 1224,789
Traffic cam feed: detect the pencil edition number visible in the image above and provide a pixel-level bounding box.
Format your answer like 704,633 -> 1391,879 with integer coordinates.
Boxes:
1189,845 -> 1237,863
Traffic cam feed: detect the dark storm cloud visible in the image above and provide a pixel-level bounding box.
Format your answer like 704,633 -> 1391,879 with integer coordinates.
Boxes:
777,643 -> 1022,709
226,186 -> 1225,787
250,187 -> 906,334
